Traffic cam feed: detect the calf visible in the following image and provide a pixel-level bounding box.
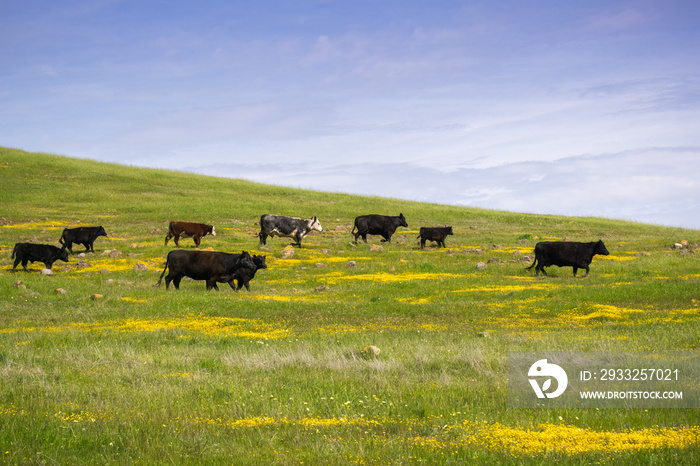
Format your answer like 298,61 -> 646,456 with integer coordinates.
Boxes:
526,240 -> 610,277
164,221 -> 216,248
12,243 -> 69,272
259,215 -> 322,248
59,226 -> 107,253
352,213 -> 408,243
157,249 -> 254,290
418,226 -> 453,249
225,254 -> 267,291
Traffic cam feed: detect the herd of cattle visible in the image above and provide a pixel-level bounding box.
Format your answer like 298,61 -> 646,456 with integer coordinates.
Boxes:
9,214 -> 611,290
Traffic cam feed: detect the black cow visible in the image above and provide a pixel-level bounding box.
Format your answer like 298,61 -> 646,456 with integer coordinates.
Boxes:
225,254 -> 267,291
12,243 -> 69,272
165,221 -> 216,248
526,240 -> 610,277
418,226 -> 453,249
352,213 -> 408,243
258,215 -> 322,248
157,250 -> 254,290
59,226 -> 107,253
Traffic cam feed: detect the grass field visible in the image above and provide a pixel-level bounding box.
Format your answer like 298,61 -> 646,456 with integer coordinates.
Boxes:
1,147 -> 699,464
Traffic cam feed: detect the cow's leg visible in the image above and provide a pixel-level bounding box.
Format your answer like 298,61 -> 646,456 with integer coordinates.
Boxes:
172,276 -> 182,289
193,235 -> 201,248
164,233 -> 172,246
173,234 -> 181,248
45,260 -> 53,270
420,239 -> 425,249
64,242 -> 73,254
22,259 -> 30,272
572,267 -> 578,277
259,231 -> 268,245
12,256 -> 21,272
83,242 -> 91,252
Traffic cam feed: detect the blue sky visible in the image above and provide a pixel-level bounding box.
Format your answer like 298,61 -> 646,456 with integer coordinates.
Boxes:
2,1 -> 699,229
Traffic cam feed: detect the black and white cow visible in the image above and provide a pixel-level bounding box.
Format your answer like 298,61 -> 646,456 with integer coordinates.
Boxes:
12,243 -> 69,272
157,250 -> 255,290
526,240 -> 610,277
417,226 -> 453,249
59,226 -> 107,253
258,215 -> 322,248
352,213 -> 408,243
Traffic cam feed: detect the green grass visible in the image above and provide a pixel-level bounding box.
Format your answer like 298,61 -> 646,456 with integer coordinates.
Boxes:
1,147 -> 700,464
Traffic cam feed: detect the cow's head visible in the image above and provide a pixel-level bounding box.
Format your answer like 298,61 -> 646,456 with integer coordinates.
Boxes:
97,226 -> 107,237
209,225 -> 217,236
398,213 -> 408,228
253,255 -> 267,269
238,250 -> 255,269
595,240 -> 609,256
309,217 -> 323,232
57,246 -> 70,263
446,226 -> 454,235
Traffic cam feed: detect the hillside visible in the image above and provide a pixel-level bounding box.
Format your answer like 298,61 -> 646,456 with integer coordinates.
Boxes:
1,146 -> 699,464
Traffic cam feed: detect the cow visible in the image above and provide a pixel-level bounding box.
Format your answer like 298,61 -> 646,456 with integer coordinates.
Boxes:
225,254 -> 267,291
417,226 -> 453,249
59,226 -> 107,254
258,215 -> 322,248
164,221 -> 216,248
157,249 -> 255,290
352,213 -> 408,243
12,243 -> 69,272
526,240 -> 610,277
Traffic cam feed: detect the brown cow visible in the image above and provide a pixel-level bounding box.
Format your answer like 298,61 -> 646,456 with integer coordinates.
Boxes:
164,221 -> 216,248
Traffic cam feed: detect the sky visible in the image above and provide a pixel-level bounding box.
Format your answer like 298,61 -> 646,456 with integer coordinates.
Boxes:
2,1 -> 699,229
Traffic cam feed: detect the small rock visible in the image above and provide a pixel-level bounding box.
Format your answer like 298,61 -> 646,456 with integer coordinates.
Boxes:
100,269 -> 111,274
91,294 -> 104,300
40,268 -> 53,276
347,260 -> 357,268
23,292 -> 41,298
76,261 -> 89,268
78,253 -> 86,258
101,250 -> 112,256
280,245 -> 295,259
133,263 -> 149,272
109,250 -> 122,258
55,288 -> 67,295
487,257 -> 502,264
315,285 -> 329,292
476,262 -> 487,270
105,279 -> 115,285
369,244 -> 384,253
477,331 -> 491,338
314,263 -> 328,268
361,345 -> 381,358
14,280 -> 26,289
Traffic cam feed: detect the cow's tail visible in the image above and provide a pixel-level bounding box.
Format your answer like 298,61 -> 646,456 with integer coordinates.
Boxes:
156,255 -> 169,286
11,244 -> 17,259
525,256 -> 537,272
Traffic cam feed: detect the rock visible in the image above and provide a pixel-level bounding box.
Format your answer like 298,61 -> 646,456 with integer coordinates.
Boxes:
105,279 -> 115,285
78,253 -> 86,258
133,263 -> 149,272
14,280 -> 26,289
315,285 -> 329,292
347,261 -> 357,268
280,245 -> 295,259
487,257 -> 502,264
101,250 -> 112,256
369,244 -> 384,253
512,250 -> 522,257
477,331 -> 491,338
91,294 -> 104,300
314,263 -> 328,268
109,250 -> 122,258
76,261 -> 89,268
55,288 -> 67,295
476,262 -> 487,270
361,345 -> 381,358
40,268 -> 52,276
100,269 -> 111,274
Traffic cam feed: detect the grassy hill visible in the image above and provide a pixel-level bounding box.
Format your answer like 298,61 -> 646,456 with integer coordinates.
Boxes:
1,147 -> 699,464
